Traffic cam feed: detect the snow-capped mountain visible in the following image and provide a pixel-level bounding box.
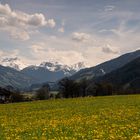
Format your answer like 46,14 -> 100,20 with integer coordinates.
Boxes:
40,61 -> 65,72
71,62 -> 85,72
0,57 -> 27,70
0,57 -> 86,72
0,57 -> 86,82
39,61 -> 85,74
21,61 -> 86,82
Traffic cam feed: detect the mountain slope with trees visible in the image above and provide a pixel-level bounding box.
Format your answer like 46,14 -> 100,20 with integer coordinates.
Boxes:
71,50 -> 140,81
93,56 -> 140,93
21,62 -> 85,83
0,65 -> 36,89
58,57 -> 140,98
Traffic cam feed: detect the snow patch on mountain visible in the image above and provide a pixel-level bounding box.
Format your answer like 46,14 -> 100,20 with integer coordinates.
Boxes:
40,61 -> 64,72
0,57 -> 86,75
71,62 -> 85,71
0,57 -> 27,70
100,69 -> 106,75
39,61 -> 86,73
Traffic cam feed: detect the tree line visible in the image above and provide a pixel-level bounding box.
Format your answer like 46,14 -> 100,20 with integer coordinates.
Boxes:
1,76 -> 139,103
57,78 -> 113,98
26,77 -> 140,100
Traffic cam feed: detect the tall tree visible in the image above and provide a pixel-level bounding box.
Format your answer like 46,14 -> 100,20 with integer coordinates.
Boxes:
36,84 -> 50,100
58,78 -> 79,98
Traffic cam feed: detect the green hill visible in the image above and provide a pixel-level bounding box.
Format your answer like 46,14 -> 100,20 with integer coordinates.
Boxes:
95,57 -> 140,90
0,65 -> 36,89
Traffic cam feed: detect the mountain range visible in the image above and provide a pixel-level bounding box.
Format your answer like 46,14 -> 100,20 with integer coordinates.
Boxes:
0,50 -> 139,90
0,59 -> 85,89
71,50 -> 140,81
94,56 -> 140,91
21,61 -> 85,83
0,65 -> 36,89
0,57 -> 27,70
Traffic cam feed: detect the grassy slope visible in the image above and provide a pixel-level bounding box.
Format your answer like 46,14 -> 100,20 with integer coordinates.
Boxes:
0,95 -> 140,139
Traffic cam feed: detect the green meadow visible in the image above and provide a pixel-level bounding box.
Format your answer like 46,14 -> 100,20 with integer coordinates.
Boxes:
0,95 -> 140,140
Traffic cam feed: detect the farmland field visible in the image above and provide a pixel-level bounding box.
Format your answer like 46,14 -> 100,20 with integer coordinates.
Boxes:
0,95 -> 140,140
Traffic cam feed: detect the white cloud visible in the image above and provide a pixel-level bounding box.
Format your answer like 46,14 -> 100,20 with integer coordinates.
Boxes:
27,13 -> 47,26
46,49 -> 85,65
10,29 -> 30,41
29,42 -> 85,65
61,20 -> 65,26
83,46 -> 119,66
30,44 -> 46,53
102,44 -> 119,54
28,33 -> 121,67
0,3 -> 11,15
58,27 -> 64,33
101,21 -> 140,53
0,49 -> 19,58
0,3 -> 56,40
0,2 -> 140,68
47,19 -> 56,28
104,5 -> 115,12
72,32 -> 91,42
0,4 -> 48,27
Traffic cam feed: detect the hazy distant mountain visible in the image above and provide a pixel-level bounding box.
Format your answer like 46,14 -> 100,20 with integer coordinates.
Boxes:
94,57 -> 140,89
39,61 -> 85,73
71,50 -> 140,80
21,61 -> 85,83
0,58 -> 86,89
0,57 -> 27,70
1,50 -> 139,90
0,65 -> 36,89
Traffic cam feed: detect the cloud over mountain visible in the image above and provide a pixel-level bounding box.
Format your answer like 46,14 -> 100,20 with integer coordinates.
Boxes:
0,3 -> 55,40
72,32 -> 91,42
102,44 -> 119,54
0,0 -> 140,68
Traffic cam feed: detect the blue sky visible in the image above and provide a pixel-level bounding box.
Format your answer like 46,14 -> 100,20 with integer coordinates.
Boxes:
0,0 -> 140,66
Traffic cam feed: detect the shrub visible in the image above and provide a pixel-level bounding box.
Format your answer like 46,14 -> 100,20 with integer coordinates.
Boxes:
36,84 -> 50,100
11,93 -> 24,102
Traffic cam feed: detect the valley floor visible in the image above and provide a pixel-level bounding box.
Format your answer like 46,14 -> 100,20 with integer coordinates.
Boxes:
0,95 -> 140,139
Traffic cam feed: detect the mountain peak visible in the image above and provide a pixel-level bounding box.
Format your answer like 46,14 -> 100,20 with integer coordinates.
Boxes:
39,61 -> 86,72
0,57 -> 27,70
71,62 -> 86,71
21,60 -> 86,83
39,61 -> 63,72
0,56 -> 86,73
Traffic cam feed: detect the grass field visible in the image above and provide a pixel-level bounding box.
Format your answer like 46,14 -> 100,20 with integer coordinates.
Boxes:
0,95 -> 140,140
